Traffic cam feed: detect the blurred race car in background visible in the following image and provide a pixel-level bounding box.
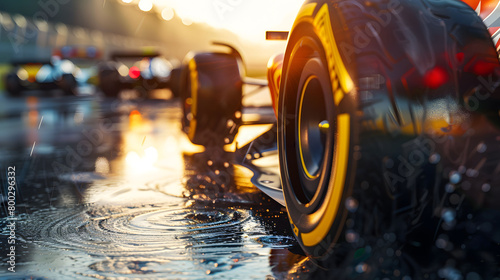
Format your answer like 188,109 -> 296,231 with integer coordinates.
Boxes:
54,45 -> 102,93
97,50 -> 179,98
5,56 -> 79,96
4,45 -> 102,97
179,0 -> 500,264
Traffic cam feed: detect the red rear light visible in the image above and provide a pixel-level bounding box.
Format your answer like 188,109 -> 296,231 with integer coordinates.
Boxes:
472,60 -> 496,76
423,66 -> 449,89
129,66 -> 141,79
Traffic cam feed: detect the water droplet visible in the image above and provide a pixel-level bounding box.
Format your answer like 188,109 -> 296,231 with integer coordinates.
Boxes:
445,184 -> 455,193
436,234 -> 449,249
345,197 -> 359,213
345,230 -> 359,243
449,171 -> 461,184
476,143 -> 487,153
429,153 -> 441,164
481,183 -> 491,193
441,209 -> 456,224
355,263 -> 368,273
466,169 -> 479,178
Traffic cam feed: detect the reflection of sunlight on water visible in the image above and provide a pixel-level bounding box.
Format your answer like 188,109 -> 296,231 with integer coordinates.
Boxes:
179,133 -> 205,154
83,107 -> 188,205
27,110 -> 39,128
19,202 -> 289,279
26,97 -> 39,128
73,105 -> 85,124
125,150 -> 141,165
124,109 -> 158,173
227,124 -> 273,151
128,109 -> 153,132
161,136 -> 185,172
11,101 -> 305,279
125,146 -> 159,173
144,146 -> 158,162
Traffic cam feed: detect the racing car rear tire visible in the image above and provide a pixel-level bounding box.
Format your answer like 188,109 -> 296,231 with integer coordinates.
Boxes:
279,0 -> 500,261
99,68 -> 121,98
180,52 -> 243,147
60,74 -> 77,96
169,67 -> 182,98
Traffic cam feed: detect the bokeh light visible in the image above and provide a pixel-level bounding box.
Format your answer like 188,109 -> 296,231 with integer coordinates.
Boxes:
151,0 -> 304,40
138,0 -> 154,12
161,7 -> 175,21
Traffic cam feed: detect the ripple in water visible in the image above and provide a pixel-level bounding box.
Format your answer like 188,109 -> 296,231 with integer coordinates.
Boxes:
17,203 -> 283,278
254,236 -> 297,248
22,204 -> 250,256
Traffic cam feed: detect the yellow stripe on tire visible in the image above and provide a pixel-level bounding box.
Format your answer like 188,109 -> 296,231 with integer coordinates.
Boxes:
298,75 -> 320,179
313,4 -> 354,95
188,58 -> 198,140
293,3 -> 318,25
301,113 -> 350,247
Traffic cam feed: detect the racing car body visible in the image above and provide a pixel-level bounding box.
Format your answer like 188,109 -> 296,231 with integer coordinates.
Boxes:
267,0 -> 500,117
98,50 -> 174,97
180,0 -> 500,265
54,45 -> 103,88
4,45 -> 104,97
5,57 -> 78,96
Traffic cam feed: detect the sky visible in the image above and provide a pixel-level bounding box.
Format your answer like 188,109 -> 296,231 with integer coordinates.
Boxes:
132,0 -> 305,41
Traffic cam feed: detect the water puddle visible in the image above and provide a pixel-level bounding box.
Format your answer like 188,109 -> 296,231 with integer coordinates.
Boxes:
0,100 -> 301,279
10,200 -> 295,279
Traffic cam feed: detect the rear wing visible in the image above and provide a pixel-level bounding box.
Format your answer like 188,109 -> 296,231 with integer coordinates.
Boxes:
110,51 -> 161,61
266,31 -> 289,41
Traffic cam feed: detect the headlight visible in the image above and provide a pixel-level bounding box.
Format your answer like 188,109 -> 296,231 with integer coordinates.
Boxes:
16,68 -> 28,81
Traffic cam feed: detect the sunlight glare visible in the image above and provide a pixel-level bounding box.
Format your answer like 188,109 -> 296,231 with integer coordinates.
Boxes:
153,0 -> 304,40
139,0 -> 154,12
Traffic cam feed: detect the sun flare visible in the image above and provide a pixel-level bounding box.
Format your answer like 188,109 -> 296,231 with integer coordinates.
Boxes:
153,0 -> 304,40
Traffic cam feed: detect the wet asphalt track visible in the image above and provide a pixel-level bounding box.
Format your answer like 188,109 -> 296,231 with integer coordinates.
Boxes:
1,89 -> 500,280
0,90 -> 307,279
